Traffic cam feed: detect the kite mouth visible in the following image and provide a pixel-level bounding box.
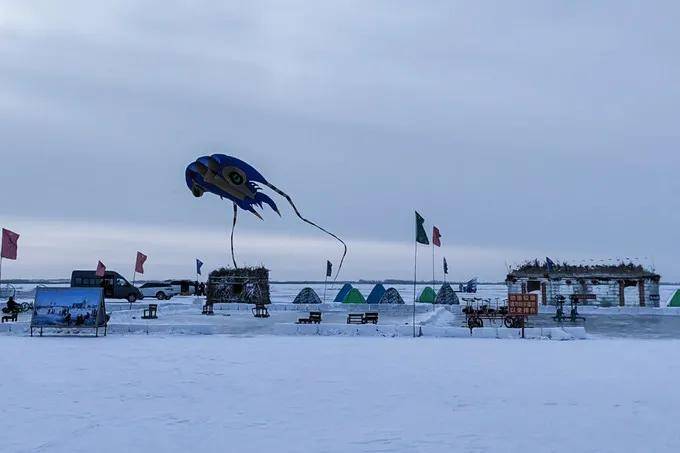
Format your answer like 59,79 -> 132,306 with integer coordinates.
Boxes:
191,184 -> 205,197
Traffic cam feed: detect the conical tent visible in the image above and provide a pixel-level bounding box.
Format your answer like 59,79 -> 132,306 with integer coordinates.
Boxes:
378,287 -> 405,304
342,288 -> 366,304
417,286 -> 437,303
435,283 -> 459,305
366,284 -> 386,304
668,290 -> 680,307
333,283 -> 353,303
293,287 -> 322,304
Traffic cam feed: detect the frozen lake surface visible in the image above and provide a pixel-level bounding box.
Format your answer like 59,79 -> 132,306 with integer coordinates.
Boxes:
8,282 -> 680,305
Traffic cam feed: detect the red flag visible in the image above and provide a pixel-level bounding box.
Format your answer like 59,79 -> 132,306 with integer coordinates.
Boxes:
1,228 -> 19,260
135,252 -> 148,274
96,261 -> 106,277
432,226 -> 441,247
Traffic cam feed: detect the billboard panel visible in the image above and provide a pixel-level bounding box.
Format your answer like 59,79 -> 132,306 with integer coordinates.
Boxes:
31,287 -> 106,329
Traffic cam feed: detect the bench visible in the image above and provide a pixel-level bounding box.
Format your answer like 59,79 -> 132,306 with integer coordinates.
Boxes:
363,312 -> 379,324
297,311 -> 322,324
347,313 -> 364,324
252,304 -> 270,319
142,304 -> 158,320
202,303 -> 214,316
1,313 -> 17,323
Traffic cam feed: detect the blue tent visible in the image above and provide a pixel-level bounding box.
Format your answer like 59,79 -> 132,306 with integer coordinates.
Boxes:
366,284 -> 386,304
333,283 -> 353,303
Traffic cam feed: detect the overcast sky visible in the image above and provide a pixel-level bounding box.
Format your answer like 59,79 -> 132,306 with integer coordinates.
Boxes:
1,1 -> 679,281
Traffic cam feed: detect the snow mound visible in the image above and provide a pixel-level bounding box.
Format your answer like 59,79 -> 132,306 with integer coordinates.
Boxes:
292,287 -> 322,304
378,288 -> 405,304
435,283 -> 459,305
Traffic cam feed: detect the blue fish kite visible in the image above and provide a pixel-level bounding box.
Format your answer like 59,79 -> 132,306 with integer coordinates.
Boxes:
186,154 -> 347,279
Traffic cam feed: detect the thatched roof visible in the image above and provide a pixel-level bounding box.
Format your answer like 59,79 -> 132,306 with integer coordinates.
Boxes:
209,266 -> 269,279
507,260 -> 660,281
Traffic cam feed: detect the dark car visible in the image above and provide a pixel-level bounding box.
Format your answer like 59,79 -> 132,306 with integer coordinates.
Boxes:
71,270 -> 142,303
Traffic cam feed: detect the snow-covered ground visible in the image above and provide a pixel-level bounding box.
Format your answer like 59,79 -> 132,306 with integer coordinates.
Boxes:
4,290 -> 680,339
2,335 -> 679,453
3,283 -> 680,451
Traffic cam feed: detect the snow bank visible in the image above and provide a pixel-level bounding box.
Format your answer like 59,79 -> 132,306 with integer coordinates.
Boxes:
275,323 -> 586,340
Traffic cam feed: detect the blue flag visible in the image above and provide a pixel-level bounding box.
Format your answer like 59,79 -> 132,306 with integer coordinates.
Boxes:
546,257 -> 555,273
196,259 -> 204,275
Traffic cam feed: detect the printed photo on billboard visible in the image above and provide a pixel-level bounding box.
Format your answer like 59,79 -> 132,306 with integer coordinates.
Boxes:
31,287 -> 106,329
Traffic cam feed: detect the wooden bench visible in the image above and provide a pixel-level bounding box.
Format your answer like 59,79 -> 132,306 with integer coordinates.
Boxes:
142,304 -> 158,320
297,311 -> 322,324
1,313 -> 18,323
347,313 -> 364,324
252,304 -> 270,319
202,303 -> 214,315
363,312 -> 379,324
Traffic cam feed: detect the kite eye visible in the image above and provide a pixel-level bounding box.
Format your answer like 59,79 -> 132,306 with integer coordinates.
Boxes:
223,167 -> 246,186
228,171 -> 244,185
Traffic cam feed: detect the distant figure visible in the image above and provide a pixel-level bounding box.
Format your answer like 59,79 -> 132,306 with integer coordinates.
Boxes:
3,296 -> 20,314
199,282 -> 206,296
194,281 -> 200,296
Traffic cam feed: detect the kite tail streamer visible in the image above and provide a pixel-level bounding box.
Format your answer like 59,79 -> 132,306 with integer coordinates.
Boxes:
263,182 -> 347,282
230,202 -> 238,269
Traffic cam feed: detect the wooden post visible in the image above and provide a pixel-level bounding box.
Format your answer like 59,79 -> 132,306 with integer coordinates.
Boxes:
541,282 -> 547,306
618,280 -> 626,307
638,279 -> 646,307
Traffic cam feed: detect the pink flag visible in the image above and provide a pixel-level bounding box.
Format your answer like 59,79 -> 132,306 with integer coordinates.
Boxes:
432,226 -> 442,247
1,228 -> 19,260
135,252 -> 148,274
96,261 -> 106,277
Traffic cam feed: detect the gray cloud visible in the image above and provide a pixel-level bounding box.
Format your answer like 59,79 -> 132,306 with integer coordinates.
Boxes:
1,1 -> 679,280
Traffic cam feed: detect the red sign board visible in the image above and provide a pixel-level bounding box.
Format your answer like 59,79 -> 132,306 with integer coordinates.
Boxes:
508,293 -> 538,316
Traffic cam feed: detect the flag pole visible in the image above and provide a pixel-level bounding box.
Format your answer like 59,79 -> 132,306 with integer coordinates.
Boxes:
324,274 -> 328,304
413,237 -> 418,338
432,239 -> 435,310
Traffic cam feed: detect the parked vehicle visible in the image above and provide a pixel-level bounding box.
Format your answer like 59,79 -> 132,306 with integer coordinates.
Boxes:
71,270 -> 142,303
138,282 -> 179,300
169,280 -> 197,296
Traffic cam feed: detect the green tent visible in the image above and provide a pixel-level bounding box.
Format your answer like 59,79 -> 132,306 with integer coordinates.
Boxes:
417,286 -> 437,303
668,290 -> 680,307
333,283 -> 353,303
342,288 -> 366,304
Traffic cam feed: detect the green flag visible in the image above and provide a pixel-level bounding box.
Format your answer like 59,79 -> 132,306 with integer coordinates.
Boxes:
415,211 -> 429,245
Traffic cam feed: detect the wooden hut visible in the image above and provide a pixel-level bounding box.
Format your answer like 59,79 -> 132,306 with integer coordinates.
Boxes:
206,266 -> 271,305
506,261 -> 661,307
